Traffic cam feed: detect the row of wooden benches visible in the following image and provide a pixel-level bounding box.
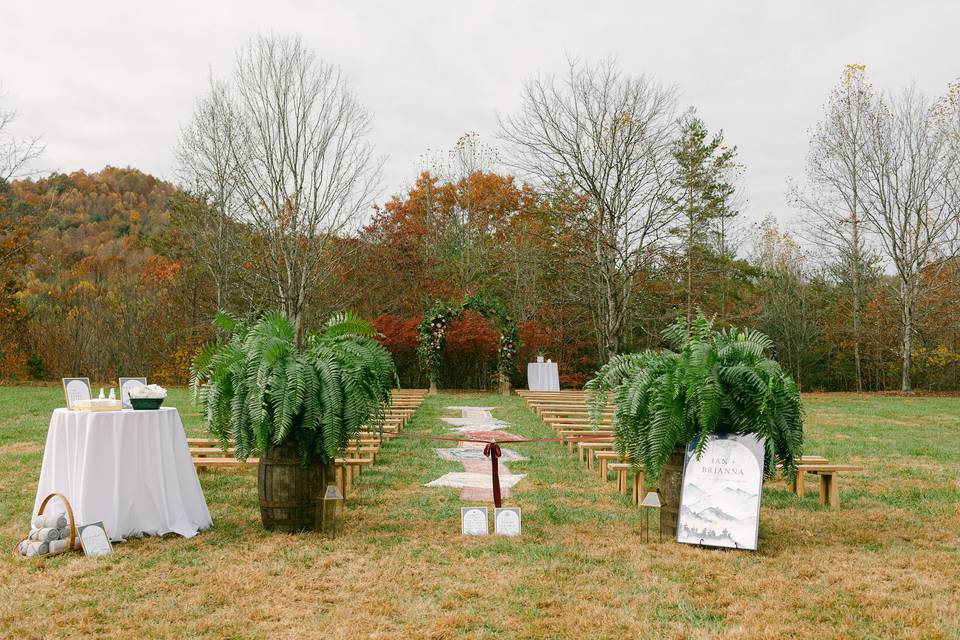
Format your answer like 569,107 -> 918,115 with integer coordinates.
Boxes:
516,390 -> 863,509
188,389 -> 429,499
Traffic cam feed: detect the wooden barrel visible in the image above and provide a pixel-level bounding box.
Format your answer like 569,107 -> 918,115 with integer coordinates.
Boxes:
659,446 -> 686,538
257,443 -> 326,532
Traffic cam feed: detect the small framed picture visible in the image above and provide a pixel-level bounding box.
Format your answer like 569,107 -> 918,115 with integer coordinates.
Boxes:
77,522 -> 113,557
460,507 -> 489,536
62,378 -> 92,410
118,377 -> 147,408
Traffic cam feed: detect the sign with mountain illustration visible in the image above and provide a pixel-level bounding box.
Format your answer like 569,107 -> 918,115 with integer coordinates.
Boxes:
676,433 -> 765,550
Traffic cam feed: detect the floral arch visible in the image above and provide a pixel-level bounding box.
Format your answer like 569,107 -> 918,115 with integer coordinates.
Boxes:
417,293 -> 520,394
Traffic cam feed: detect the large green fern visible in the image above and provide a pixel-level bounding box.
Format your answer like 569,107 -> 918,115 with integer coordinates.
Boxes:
191,311 -> 396,465
586,312 -> 804,482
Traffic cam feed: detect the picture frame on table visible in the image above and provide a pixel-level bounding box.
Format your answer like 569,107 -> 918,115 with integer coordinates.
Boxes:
62,377 -> 92,410
118,377 -> 147,409
77,521 -> 113,557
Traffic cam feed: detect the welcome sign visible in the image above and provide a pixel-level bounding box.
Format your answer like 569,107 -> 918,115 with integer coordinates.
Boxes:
676,433 -> 765,551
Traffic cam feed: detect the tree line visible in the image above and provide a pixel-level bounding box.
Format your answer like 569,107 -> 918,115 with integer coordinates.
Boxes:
1,38 -> 958,392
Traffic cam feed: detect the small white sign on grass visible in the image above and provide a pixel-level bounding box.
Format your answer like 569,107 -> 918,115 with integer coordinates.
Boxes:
495,507 -> 521,536
77,522 -> 113,557
461,507 -> 488,536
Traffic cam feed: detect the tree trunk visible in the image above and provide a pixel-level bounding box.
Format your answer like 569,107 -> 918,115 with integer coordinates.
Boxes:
901,281 -> 913,393
850,208 -> 863,393
686,204 -> 694,325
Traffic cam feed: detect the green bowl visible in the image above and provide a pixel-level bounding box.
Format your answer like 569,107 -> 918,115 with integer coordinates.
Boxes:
130,397 -> 164,410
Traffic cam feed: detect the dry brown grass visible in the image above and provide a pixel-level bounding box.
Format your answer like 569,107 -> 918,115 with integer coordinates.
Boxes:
0,389 -> 958,639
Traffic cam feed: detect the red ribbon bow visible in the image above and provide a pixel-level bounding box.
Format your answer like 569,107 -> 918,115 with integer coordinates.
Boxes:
483,442 -> 503,508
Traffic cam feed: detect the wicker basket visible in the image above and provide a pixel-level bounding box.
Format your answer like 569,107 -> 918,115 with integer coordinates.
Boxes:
13,492 -> 78,559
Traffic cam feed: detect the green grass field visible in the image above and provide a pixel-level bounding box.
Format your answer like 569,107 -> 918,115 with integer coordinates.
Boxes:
0,387 -> 958,639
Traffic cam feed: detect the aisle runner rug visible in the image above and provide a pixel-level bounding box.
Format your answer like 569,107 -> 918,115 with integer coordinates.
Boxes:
425,406 -> 527,502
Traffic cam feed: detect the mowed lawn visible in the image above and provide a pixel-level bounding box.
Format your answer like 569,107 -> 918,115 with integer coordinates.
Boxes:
0,387 -> 958,639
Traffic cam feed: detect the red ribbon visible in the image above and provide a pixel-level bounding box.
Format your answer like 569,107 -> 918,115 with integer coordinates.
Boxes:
387,433 -> 613,510
482,442 -> 503,508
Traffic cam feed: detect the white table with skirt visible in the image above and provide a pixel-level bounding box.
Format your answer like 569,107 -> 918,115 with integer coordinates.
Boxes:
33,407 -> 212,541
527,362 -> 561,391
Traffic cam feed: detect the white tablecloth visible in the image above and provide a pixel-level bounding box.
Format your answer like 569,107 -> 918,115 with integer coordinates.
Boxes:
34,407 -> 212,541
527,362 -> 560,391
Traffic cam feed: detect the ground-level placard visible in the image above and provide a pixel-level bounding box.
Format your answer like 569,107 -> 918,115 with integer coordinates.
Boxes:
461,507 -> 489,535
494,507 -> 521,536
676,433 -> 765,550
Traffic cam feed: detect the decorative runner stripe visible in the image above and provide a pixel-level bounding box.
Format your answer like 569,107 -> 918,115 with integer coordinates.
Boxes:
424,406 -> 526,502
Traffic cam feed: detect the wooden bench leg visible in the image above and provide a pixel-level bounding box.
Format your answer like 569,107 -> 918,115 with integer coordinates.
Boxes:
337,464 -> 346,498
820,472 -> 838,508
599,458 -> 608,478
617,468 -> 627,495
796,470 -> 806,498
587,450 -> 595,471
578,447 -> 585,463
632,472 -> 645,506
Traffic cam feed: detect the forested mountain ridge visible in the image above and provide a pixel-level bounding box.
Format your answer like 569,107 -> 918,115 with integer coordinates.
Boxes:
1,167 -> 201,383
1,164 -> 958,391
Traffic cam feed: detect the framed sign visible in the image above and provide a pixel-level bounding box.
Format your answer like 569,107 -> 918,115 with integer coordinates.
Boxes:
77,522 -> 113,557
118,377 -> 147,408
461,507 -> 488,536
62,378 -> 92,410
494,508 -> 521,536
676,433 -> 765,551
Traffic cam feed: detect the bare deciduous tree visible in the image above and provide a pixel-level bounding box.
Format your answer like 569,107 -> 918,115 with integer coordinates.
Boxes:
498,58 -> 678,359
181,35 -> 382,341
176,79 -> 242,311
860,86 -> 959,392
793,64 -> 877,392
0,91 -> 43,182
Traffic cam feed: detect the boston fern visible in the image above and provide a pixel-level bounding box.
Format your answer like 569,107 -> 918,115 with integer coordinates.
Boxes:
586,313 -> 804,481
191,311 -> 395,465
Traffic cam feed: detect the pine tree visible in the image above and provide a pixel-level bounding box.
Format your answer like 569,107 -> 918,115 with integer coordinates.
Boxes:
667,112 -> 739,323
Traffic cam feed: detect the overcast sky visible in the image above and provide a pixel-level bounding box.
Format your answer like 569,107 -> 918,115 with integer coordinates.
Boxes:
2,0 -> 958,228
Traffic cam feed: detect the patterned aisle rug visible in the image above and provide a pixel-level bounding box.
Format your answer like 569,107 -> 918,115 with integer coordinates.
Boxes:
424,406 -> 527,502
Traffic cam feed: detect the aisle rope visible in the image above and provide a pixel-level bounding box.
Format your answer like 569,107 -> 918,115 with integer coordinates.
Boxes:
389,432 -> 614,508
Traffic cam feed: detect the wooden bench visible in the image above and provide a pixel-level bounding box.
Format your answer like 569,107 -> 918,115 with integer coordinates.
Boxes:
781,455 -> 829,493
576,441 -> 614,469
193,457 -> 258,471
603,462 -> 647,504
791,464 -> 863,508
335,457 -> 374,497
594,450 -> 626,478
607,462 -> 631,495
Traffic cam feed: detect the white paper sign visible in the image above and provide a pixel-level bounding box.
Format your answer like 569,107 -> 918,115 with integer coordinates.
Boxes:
461,507 -> 488,536
676,433 -> 765,551
78,522 -> 114,557
495,508 -> 521,536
